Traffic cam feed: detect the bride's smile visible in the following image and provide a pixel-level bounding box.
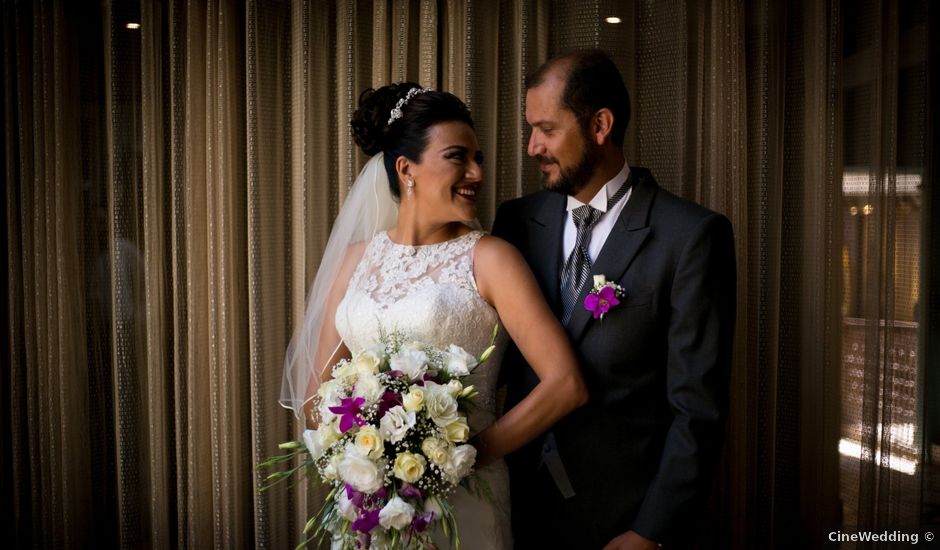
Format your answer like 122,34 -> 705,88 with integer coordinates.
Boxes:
453,182 -> 479,201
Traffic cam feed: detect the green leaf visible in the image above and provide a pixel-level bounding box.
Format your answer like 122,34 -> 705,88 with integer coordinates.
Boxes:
303,515 -> 317,534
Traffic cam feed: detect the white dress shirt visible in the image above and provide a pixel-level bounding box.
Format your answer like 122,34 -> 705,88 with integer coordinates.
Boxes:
562,161 -> 632,264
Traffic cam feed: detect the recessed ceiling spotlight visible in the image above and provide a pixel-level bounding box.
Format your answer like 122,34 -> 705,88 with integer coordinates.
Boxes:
605,17 -> 622,24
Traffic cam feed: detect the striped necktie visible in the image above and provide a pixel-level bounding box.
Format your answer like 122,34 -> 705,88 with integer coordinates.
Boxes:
560,180 -> 630,324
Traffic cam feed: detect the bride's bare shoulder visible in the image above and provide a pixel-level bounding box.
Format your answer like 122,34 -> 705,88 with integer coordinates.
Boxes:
473,234 -> 528,270
346,239 -> 368,257
473,235 -> 537,303
475,234 -> 519,255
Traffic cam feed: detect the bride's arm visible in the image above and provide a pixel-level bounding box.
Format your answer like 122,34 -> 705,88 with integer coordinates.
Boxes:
301,242 -> 366,425
472,235 -> 588,460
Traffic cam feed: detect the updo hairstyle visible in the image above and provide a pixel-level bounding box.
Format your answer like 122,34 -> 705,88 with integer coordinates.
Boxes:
351,82 -> 474,198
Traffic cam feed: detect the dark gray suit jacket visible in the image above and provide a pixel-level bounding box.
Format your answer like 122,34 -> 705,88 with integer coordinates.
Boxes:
492,167 -> 735,548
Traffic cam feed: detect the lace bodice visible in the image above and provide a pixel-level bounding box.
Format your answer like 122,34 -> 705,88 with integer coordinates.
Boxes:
335,230 -> 508,432
334,229 -> 512,549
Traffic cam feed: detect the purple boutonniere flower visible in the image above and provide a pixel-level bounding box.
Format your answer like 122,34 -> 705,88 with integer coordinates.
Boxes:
583,274 -> 625,320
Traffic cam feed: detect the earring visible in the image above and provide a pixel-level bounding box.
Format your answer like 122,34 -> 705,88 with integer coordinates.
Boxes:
406,178 -> 415,198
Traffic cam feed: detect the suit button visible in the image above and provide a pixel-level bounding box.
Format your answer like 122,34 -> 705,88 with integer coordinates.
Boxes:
543,442 -> 552,453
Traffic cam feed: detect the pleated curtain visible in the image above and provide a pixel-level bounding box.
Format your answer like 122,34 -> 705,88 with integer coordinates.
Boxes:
3,0 -> 932,548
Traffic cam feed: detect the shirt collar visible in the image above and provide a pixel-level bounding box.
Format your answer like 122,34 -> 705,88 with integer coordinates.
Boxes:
566,161 -> 631,212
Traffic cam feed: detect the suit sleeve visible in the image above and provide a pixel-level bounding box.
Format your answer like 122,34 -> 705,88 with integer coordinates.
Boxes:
490,199 -> 517,243
489,198 -> 528,391
631,213 -> 736,545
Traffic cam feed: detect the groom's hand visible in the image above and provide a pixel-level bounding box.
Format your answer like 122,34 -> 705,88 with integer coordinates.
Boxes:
602,530 -> 660,550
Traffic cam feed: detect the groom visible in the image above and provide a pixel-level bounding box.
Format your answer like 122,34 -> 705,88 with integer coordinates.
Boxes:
493,50 -> 736,549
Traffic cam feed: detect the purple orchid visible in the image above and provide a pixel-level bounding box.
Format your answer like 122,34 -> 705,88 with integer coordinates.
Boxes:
345,484 -> 365,508
351,507 -> 380,533
411,511 -> 434,532
584,285 -> 621,319
377,390 -> 402,418
399,483 -> 422,499
328,396 -> 367,433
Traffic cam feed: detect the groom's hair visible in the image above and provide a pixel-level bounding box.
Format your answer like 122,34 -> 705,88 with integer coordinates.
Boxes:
526,50 -> 631,147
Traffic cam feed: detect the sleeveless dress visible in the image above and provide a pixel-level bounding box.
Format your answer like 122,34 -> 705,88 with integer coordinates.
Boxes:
335,230 -> 512,549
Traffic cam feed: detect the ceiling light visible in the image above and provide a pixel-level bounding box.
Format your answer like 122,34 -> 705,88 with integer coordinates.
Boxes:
605,17 -> 622,24
126,23 -> 141,30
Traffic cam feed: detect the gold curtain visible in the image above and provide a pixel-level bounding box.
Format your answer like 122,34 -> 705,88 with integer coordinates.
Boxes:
3,0 -> 933,549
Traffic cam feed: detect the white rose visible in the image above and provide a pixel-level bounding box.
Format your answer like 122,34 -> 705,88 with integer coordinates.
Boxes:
443,418 -> 470,443
390,348 -> 429,381
302,423 -> 340,460
421,437 -> 452,465
317,380 -> 345,424
322,453 -> 342,481
444,344 -> 478,377
379,405 -> 416,443
402,340 -> 424,351
351,348 -> 384,375
424,383 -> 459,427
353,372 -> 385,405
338,453 -> 384,493
378,496 -> 415,530
353,425 -> 385,459
445,379 -> 464,398
301,429 -> 324,459
441,444 -> 476,483
331,360 -> 358,382
392,452 -> 427,483
323,418 -> 342,442
336,488 -> 358,521
317,378 -> 341,400
402,385 -> 426,412
593,274 -> 607,287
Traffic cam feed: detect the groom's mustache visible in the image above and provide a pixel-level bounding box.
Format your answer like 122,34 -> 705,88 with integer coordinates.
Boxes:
535,155 -> 558,165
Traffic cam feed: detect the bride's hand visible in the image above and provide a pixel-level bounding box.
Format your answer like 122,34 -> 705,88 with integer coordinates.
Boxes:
469,434 -> 496,467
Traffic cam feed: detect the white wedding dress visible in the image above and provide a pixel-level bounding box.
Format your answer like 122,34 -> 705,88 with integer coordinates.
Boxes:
335,229 -> 512,549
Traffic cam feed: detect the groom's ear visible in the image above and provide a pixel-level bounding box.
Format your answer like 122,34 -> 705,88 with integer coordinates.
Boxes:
590,108 -> 615,146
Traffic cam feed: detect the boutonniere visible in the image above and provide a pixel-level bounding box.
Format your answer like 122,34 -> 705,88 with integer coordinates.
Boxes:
583,275 -> 624,320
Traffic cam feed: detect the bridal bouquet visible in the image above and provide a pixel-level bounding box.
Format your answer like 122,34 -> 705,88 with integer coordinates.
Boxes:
259,327 -> 498,550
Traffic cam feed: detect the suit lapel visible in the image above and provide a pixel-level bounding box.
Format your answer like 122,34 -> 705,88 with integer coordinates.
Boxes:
526,193 -> 566,315
566,168 -> 658,342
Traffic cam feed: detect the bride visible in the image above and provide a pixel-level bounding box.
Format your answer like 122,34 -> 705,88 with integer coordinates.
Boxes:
280,83 -> 587,549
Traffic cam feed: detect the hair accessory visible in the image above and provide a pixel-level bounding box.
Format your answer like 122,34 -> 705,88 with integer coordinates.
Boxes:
387,87 -> 433,126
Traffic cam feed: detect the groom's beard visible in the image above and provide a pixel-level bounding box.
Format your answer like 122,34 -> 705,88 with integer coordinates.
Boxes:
538,138 -> 601,197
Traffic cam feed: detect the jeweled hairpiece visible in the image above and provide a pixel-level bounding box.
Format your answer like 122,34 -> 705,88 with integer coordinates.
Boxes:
387,87 -> 433,126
